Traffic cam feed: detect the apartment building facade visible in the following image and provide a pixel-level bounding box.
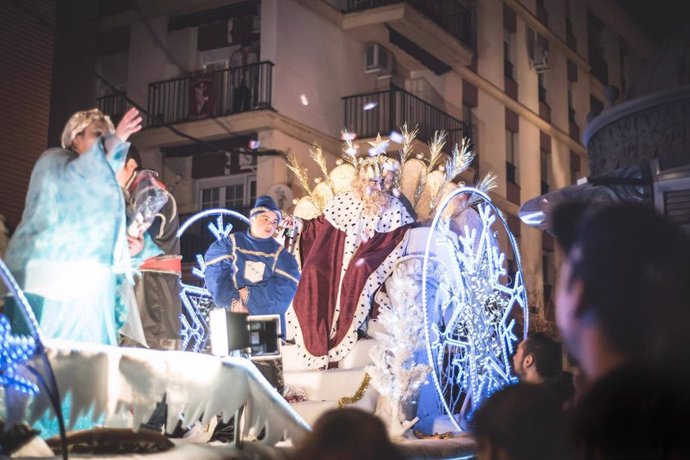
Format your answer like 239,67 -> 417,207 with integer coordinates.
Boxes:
93,0 -> 651,321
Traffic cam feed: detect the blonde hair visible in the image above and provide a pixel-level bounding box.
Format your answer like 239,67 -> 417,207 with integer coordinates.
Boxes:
61,108 -> 114,149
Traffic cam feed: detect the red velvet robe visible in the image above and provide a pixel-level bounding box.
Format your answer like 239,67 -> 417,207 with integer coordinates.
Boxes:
287,192 -> 414,368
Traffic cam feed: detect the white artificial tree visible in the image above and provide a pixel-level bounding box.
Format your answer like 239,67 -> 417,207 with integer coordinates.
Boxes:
367,257 -> 431,438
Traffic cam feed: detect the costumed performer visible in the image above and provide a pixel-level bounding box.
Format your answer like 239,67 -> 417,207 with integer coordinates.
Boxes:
4,107 -> 157,346
118,146 -> 183,350
286,155 -> 415,369
204,195 -> 300,330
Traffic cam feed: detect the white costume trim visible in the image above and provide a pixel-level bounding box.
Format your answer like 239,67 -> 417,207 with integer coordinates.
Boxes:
286,192 -> 413,368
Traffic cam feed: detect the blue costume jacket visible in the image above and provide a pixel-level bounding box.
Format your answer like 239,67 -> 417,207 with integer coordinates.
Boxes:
204,231 -> 300,326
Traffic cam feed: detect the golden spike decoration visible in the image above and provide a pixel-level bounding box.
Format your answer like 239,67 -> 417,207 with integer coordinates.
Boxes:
427,130 -> 447,172
309,143 -> 330,181
413,169 -> 427,208
475,171 -> 498,195
399,123 -> 419,164
445,137 -> 476,182
340,129 -> 358,165
429,173 -> 451,215
468,171 -> 498,207
284,152 -> 312,196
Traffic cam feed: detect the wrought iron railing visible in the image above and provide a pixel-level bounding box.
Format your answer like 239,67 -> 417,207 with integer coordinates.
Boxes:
97,93 -> 128,123
343,86 -> 470,149
146,61 -> 273,127
342,0 -> 473,47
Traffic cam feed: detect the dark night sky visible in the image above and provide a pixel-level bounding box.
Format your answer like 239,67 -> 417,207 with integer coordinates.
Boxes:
616,0 -> 689,45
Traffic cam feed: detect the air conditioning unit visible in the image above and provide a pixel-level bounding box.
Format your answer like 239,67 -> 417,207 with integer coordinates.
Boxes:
365,43 -> 394,76
533,47 -> 550,73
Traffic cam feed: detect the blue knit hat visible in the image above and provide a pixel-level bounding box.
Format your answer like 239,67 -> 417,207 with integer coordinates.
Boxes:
250,195 -> 282,222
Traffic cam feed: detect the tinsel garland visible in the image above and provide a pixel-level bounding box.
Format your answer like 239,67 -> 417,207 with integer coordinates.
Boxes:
336,373 -> 371,409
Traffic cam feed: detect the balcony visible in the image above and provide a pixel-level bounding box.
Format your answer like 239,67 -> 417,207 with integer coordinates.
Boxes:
97,92 -> 127,123
146,61 -> 273,127
342,0 -> 473,48
343,86 -> 470,149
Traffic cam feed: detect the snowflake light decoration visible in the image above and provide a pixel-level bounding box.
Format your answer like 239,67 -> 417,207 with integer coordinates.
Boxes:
0,315 -> 38,395
422,187 -> 528,430
177,209 -> 249,352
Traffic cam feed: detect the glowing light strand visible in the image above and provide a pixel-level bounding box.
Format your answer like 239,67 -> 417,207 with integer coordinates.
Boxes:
422,187 -> 528,431
0,315 -> 38,395
0,258 -> 69,459
177,209 -> 249,352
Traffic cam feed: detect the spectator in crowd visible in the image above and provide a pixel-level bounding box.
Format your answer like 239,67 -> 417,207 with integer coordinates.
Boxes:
572,364 -> 690,459
294,408 -> 405,460
229,41 -> 258,112
513,332 -> 574,408
513,332 -> 562,384
472,383 -> 575,460
551,202 -> 690,382
551,202 -> 690,458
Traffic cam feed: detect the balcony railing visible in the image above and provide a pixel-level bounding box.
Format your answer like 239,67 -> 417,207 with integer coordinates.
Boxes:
146,61 -> 273,127
343,86 -> 470,149
97,93 -> 128,123
342,0 -> 473,48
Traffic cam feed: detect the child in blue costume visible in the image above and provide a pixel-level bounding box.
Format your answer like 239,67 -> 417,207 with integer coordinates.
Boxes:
4,108 -> 158,437
204,196 -> 300,330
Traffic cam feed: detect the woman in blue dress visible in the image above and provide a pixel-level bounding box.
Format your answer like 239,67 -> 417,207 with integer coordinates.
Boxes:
4,107 -> 150,345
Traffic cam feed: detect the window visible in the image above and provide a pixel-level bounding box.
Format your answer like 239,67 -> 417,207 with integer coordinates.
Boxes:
568,82 -> 576,122
565,0 -> 576,50
201,187 -> 220,209
225,183 -> 244,209
536,0 -> 548,24
197,174 -> 256,211
538,73 -> 547,103
506,131 -> 518,184
587,11 -> 608,84
542,246 -> 555,318
590,95 -> 604,114
462,104 -> 479,168
504,30 -> 515,79
540,149 -> 550,194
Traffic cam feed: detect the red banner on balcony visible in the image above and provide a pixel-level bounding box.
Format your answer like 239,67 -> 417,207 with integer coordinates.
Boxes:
189,72 -> 215,118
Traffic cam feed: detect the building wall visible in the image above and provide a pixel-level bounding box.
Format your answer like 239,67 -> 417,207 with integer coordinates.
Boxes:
466,0 -> 650,316
85,0 -> 651,320
269,0 -> 379,137
0,0 -> 56,230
